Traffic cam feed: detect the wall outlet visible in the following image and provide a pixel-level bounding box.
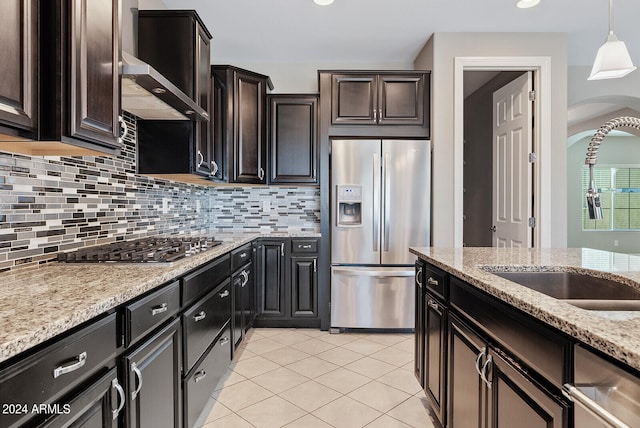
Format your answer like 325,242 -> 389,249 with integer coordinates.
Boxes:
614,240 -> 619,247
162,198 -> 170,214
262,200 -> 270,213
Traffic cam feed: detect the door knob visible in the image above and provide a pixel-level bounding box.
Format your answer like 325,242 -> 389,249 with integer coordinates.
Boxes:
490,225 -> 497,232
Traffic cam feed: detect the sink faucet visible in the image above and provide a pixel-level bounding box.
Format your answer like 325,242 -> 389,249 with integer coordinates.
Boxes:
585,116 -> 640,219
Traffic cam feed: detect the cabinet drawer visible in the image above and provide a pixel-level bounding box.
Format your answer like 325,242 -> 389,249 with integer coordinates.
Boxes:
231,244 -> 252,271
0,314 -> 117,428
126,281 -> 180,346
450,278 -> 570,388
183,279 -> 232,373
423,263 -> 448,301
291,239 -> 318,254
184,326 -> 231,428
182,253 -> 231,307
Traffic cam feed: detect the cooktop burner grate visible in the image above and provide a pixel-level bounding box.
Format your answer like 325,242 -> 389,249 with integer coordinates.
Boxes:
57,237 -> 222,263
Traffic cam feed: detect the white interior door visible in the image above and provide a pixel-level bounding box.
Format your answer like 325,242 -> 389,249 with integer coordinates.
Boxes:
492,72 -> 533,248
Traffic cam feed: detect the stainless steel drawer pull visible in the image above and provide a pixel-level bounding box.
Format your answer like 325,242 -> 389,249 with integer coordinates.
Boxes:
427,300 -> 439,311
299,244 -> 312,249
111,378 -> 125,420
151,303 -> 168,316
194,370 -> 207,383
475,347 -> 486,377
427,277 -> 439,286
241,271 -> 249,287
194,311 -> 207,322
280,242 -> 285,256
480,355 -> 493,389
416,267 -> 423,287
562,384 -> 630,428
313,258 -> 317,273
220,336 -> 230,346
240,252 -> 248,258
131,362 -> 143,401
219,290 -> 230,298
53,351 -> 87,378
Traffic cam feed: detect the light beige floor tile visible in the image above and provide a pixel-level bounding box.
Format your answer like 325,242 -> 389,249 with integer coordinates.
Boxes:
369,346 -> 413,367
261,346 -> 310,366
294,328 -> 328,338
347,380 -> 411,413
316,332 -> 362,346
237,395 -> 306,428
394,338 -> 416,353
314,367 -> 372,394
376,368 -> 423,395
344,356 -> 397,379
283,414 -> 333,428
231,355 -> 281,379
232,345 -> 256,362
279,380 -> 342,412
200,398 -> 232,424
312,396 -> 382,428
316,346 -> 364,367
400,361 -> 415,372
214,368 -> 248,391
342,338 -> 389,355
212,379 -> 274,412
253,327 -> 295,337
286,356 -> 339,379
386,395 -> 436,428
242,337 -> 286,355
365,414 -> 413,428
270,331 -> 315,346
251,366 -> 309,394
362,333 -> 409,346
201,413 -> 255,428
291,338 -> 336,354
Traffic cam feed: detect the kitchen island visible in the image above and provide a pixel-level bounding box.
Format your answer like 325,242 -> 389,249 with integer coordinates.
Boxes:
411,246 -> 640,428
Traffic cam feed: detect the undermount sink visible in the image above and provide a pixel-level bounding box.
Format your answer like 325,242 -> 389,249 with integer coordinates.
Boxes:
490,271 -> 640,311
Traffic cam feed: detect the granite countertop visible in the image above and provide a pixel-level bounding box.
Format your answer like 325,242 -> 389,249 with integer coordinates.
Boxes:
0,232 -> 320,365
409,247 -> 640,371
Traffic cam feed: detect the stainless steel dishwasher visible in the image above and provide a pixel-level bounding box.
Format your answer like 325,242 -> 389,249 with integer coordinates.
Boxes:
563,344 -> 640,428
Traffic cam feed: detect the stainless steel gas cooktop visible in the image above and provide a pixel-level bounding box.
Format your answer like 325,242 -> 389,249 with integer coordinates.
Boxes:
57,237 -> 222,264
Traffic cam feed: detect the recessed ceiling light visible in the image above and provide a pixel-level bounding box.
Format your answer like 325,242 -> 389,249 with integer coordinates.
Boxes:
314,0 -> 334,5
517,0 -> 540,8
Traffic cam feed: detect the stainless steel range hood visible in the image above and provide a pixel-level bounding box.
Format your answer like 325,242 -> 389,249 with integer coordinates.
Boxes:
121,51 -> 209,121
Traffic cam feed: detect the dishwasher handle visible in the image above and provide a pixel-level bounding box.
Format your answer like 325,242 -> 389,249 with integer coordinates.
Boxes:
562,384 -> 630,428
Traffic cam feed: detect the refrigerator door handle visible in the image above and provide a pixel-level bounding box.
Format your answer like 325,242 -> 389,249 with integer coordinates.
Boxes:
383,152 -> 390,251
373,153 -> 380,252
331,266 -> 414,278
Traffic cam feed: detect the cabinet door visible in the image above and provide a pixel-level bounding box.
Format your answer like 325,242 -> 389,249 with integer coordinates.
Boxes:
291,256 -> 317,317
68,0 -> 121,149
268,95 -> 318,184
241,260 -> 255,332
232,272 -> 244,349
448,316 -> 487,428
377,74 -> 426,126
256,241 -> 287,318
414,262 -> 425,387
210,75 -> 225,180
37,368 -> 121,428
425,293 -> 447,426
488,350 -> 567,428
233,71 -> 266,183
0,0 -> 37,132
124,319 -> 181,428
194,22 -> 212,176
330,74 -> 377,125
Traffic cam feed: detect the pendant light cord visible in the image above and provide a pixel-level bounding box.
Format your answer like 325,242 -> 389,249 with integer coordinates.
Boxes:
608,0 -> 613,35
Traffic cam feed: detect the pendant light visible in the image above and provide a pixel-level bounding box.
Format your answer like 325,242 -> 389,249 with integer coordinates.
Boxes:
516,0 -> 540,8
313,0 -> 334,5
588,0 -> 636,80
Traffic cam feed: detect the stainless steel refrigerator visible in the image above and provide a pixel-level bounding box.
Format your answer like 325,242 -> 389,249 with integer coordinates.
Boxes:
331,139 -> 431,330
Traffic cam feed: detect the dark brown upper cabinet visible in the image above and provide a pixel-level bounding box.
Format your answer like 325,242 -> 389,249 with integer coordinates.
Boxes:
267,94 -> 318,185
0,0 -> 38,137
321,71 -> 430,138
212,66 -> 273,184
136,10 -> 213,179
0,0 -> 123,156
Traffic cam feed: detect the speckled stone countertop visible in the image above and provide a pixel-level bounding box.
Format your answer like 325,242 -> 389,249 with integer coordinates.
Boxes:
410,247 -> 640,371
0,232 -> 320,365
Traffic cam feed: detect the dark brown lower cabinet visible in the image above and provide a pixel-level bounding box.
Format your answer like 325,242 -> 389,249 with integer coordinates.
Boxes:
414,262 -> 425,388
37,368 -> 120,428
122,319 -> 182,428
448,315 -> 567,428
232,262 -> 253,350
424,292 -> 446,426
291,256 -> 317,317
256,240 -> 287,319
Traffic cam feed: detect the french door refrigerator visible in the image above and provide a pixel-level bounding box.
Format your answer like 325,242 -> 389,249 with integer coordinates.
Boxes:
331,139 -> 431,330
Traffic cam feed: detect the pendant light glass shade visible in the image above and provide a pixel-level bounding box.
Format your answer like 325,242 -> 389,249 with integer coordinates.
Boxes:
588,0 -> 636,80
313,0 -> 334,5
588,33 -> 637,80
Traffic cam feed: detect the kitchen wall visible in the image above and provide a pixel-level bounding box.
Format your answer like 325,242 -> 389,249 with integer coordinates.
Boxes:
0,114 -> 320,272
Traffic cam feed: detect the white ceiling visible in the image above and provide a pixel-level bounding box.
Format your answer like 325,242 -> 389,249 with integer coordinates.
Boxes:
162,0 -> 640,67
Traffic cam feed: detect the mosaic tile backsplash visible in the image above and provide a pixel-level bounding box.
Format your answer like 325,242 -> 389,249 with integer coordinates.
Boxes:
0,114 -> 320,272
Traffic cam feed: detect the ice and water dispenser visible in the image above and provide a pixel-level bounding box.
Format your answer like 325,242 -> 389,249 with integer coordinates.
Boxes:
336,185 -> 362,227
